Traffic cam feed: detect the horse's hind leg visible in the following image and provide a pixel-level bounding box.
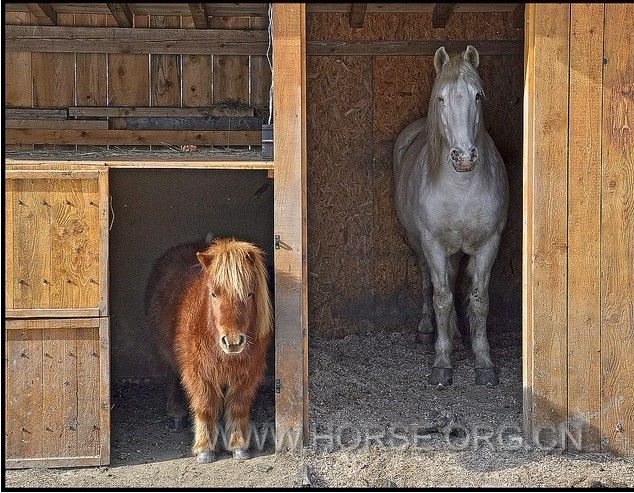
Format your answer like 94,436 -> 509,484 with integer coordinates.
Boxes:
415,251 -> 435,346
166,370 -> 189,429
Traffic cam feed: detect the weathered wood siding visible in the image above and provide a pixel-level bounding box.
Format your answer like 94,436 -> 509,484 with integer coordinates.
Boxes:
524,3 -> 633,455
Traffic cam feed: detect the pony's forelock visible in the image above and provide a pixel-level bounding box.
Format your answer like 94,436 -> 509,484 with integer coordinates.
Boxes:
201,238 -> 273,340
427,52 -> 484,182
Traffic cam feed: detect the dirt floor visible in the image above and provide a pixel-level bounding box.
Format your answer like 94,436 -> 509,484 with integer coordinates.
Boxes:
5,331 -> 634,488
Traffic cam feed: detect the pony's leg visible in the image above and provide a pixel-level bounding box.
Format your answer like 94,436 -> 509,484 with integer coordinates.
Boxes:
468,234 -> 501,386
224,381 -> 259,459
166,370 -> 188,429
189,385 -> 222,462
415,251 -> 435,345
424,242 -> 454,386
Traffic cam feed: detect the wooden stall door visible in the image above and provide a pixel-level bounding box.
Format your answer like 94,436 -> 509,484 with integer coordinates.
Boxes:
4,168 -> 111,468
4,318 -> 110,468
5,169 -> 109,318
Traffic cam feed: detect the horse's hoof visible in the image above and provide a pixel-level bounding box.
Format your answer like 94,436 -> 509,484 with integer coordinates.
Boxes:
232,448 -> 251,461
196,451 -> 216,463
415,331 -> 435,346
429,367 -> 453,386
475,367 -> 499,386
169,416 -> 187,430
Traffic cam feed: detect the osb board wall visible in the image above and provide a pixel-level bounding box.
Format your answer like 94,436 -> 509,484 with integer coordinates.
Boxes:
108,169 -> 273,379
306,11 -> 524,338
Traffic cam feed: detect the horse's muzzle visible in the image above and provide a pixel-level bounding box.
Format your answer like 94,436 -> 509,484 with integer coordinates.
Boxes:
220,334 -> 247,354
453,160 -> 476,173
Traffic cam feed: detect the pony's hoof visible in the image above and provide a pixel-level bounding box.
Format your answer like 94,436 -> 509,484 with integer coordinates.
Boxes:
415,331 -> 435,346
170,416 -> 187,430
232,448 -> 251,461
429,367 -> 453,386
196,451 -> 216,463
475,367 -> 499,386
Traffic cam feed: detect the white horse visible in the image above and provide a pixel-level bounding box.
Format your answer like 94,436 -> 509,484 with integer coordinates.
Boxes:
393,46 -> 509,386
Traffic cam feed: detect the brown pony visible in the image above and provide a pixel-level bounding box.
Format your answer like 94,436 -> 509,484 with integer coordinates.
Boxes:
145,237 -> 273,462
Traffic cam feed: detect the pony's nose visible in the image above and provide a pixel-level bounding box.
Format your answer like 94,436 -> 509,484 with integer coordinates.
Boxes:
220,333 -> 247,354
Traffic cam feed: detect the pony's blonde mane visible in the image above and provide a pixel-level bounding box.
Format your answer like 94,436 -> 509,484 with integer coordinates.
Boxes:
200,238 -> 273,340
427,53 -> 485,182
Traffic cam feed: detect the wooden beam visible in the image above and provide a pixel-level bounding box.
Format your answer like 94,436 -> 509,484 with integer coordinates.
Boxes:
106,3 -> 133,28
5,25 -> 268,55
272,3 -> 308,453
26,3 -> 57,25
189,3 -> 209,29
307,39 -> 522,56
349,3 -> 367,28
432,3 -> 455,28
5,158 -> 273,170
68,106 -> 255,118
5,129 -> 262,146
5,120 -> 109,130
6,108 -> 68,120
512,3 -> 525,29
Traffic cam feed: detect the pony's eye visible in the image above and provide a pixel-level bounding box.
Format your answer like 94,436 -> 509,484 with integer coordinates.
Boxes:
476,93 -> 481,101
438,96 -> 444,103
248,292 -> 254,298
211,292 -> 216,298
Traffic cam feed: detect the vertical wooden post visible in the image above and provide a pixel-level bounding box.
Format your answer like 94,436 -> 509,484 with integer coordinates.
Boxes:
272,3 -> 308,451
523,3 -> 571,448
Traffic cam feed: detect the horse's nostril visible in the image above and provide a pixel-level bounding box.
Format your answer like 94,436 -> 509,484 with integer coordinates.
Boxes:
220,335 -> 229,348
470,148 -> 479,162
238,334 -> 246,346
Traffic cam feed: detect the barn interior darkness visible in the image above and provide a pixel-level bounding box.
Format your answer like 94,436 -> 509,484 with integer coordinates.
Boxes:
109,169 -> 274,381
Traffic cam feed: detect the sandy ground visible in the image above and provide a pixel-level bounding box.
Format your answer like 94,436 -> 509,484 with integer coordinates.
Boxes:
5,331 -> 634,488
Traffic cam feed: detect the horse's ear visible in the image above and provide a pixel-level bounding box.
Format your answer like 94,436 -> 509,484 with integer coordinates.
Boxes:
196,251 -> 213,268
463,45 -> 479,68
434,46 -> 449,73
205,232 -> 215,245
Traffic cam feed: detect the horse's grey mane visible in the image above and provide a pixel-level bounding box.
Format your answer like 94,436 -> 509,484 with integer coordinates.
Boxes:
426,54 -> 485,182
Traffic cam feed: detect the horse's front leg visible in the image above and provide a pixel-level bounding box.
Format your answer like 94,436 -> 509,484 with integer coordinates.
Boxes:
425,242 -> 455,386
187,382 -> 222,462
223,379 -> 259,460
468,234 -> 501,386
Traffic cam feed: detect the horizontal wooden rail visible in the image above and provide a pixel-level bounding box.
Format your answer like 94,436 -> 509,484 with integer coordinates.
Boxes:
5,159 -> 274,170
68,106 -> 255,118
307,39 -> 523,56
6,119 -> 109,130
5,25 -> 268,55
6,129 -> 262,146
5,108 -> 68,120
5,170 -> 101,180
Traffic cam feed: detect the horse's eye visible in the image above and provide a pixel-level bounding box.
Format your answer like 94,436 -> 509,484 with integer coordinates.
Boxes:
211,292 -> 216,298
476,93 -> 481,101
248,292 -> 254,298
438,96 -> 444,103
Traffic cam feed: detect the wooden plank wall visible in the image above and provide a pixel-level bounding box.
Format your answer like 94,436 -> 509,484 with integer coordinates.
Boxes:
525,3 -> 633,455
4,9 -> 272,148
